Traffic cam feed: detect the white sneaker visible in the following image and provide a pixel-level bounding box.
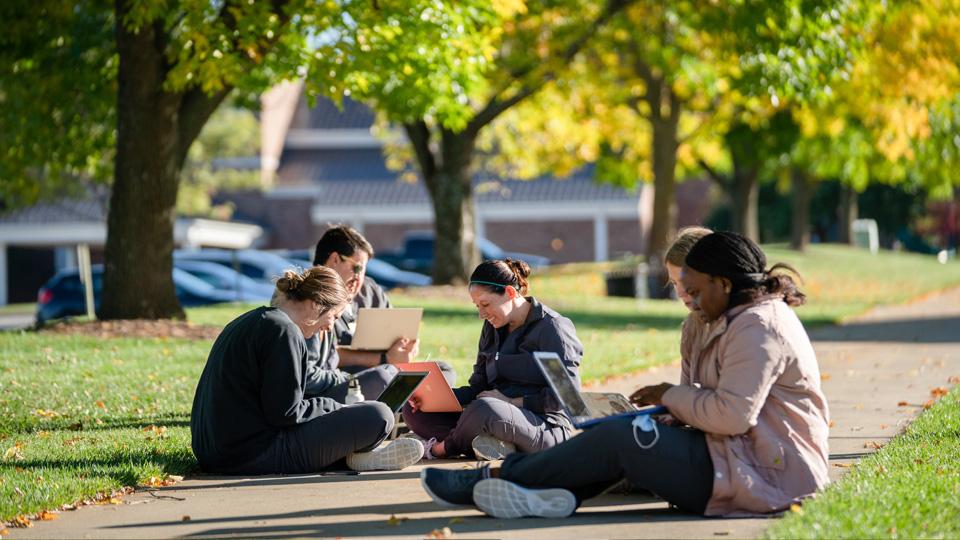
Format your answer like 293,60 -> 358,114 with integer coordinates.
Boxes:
346,437 -> 423,472
473,478 -> 576,519
422,437 -> 440,460
471,434 -> 516,461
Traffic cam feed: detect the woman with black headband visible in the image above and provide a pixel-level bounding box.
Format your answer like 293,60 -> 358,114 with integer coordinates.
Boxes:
403,258 -> 584,462
419,232 -> 829,519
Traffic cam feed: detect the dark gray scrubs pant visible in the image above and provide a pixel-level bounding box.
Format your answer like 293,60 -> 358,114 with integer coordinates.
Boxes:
219,401 -> 395,475
498,416 -> 715,514
403,396 -> 571,457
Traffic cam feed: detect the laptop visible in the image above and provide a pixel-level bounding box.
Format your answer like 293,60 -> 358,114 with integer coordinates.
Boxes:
533,351 -> 666,429
394,362 -> 463,413
375,371 -> 430,413
342,308 -> 423,351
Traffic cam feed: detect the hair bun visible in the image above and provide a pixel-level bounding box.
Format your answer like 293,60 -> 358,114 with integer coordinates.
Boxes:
275,270 -> 303,293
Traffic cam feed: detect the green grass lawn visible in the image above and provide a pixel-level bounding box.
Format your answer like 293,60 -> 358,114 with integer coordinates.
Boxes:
1,245 -> 958,524
766,386 -> 960,539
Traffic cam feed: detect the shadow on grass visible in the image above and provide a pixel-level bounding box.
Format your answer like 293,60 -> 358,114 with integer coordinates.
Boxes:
6,453 -> 198,486
422,306 -> 689,332
809,316 -> 960,344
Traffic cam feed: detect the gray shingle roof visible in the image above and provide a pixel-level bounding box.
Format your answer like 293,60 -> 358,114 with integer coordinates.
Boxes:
278,148 -> 395,182
0,194 -> 107,224
296,96 -> 376,130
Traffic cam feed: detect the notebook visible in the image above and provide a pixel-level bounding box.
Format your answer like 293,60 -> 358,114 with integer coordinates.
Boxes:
533,351 -> 666,429
375,371 -> 429,413
394,362 -> 463,413
342,308 -> 423,351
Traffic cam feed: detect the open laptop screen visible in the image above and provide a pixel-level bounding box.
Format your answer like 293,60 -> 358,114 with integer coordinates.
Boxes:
533,352 -> 591,419
376,371 -> 428,413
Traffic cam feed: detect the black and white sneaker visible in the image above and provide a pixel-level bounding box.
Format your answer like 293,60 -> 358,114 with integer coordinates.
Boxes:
471,434 -> 516,461
346,437 -> 423,472
420,466 -> 487,507
473,478 -> 576,519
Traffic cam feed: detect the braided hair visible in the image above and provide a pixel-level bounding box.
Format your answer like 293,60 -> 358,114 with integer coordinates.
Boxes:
684,231 -> 806,308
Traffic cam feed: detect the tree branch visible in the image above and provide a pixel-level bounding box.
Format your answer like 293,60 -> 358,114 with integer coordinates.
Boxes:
404,120 -> 437,188
468,0 -> 635,134
697,156 -> 728,187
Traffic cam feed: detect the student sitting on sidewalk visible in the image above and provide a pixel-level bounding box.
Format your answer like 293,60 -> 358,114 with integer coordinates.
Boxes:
190,267 -> 422,474
304,225 -> 457,402
403,259 -> 584,461
420,232 -> 830,518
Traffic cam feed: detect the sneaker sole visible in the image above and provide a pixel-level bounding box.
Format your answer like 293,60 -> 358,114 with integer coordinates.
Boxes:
471,437 -> 516,461
419,468 -> 469,508
346,438 -> 423,472
473,478 -> 576,519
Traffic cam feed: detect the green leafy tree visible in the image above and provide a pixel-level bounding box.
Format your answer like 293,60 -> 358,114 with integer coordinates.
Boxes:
1,0 -> 494,318
313,0 -> 634,284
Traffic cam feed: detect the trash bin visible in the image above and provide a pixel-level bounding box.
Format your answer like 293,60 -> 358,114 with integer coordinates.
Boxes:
604,263 -> 650,298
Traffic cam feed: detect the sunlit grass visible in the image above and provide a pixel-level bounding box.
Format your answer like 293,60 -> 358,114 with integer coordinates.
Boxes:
0,244 -> 958,522
765,387 -> 960,539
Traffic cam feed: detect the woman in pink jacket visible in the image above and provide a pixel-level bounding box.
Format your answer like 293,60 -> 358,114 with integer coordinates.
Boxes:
419,231 -> 830,519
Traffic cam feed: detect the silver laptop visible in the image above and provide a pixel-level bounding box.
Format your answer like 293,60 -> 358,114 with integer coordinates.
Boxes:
533,351 -> 665,429
342,308 -> 423,350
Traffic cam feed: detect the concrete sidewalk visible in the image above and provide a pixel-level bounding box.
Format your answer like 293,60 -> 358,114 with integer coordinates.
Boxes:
11,288 -> 960,539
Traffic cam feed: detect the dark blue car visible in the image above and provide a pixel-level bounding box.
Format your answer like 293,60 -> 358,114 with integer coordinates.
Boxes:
35,265 -> 243,325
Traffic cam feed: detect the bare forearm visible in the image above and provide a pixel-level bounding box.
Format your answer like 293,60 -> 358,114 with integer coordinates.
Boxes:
335,348 -> 380,368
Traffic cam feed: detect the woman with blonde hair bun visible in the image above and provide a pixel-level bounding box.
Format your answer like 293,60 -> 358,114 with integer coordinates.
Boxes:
191,266 -> 423,474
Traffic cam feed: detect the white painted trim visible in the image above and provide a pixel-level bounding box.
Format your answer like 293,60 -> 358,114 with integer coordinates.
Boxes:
0,223 -> 107,246
312,204 -> 433,225
0,244 -> 7,306
174,218 -> 264,250
285,129 -> 381,149
594,215 -> 609,262
267,185 -> 324,199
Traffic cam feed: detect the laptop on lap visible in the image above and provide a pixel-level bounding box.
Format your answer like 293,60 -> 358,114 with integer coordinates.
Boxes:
394,362 -> 463,413
342,308 -> 423,351
375,371 -> 430,413
533,351 -> 665,429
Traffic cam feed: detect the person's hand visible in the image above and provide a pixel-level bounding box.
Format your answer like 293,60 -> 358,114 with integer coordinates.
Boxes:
478,389 -> 522,407
629,383 -> 674,406
407,395 -> 423,413
386,338 -> 419,363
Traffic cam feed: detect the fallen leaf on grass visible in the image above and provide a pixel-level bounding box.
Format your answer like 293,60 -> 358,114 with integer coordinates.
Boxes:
14,487 -> 25,498
426,527 -> 453,539
36,431 -> 50,438
930,387 -> 948,398
12,516 -> 32,528
864,441 -> 883,449
34,409 -> 58,418
3,443 -> 24,461
64,437 -> 84,447
923,399 -> 935,410
386,515 -> 409,526
36,511 -> 57,521
789,504 -> 803,515
833,463 -> 852,468
95,400 -> 107,409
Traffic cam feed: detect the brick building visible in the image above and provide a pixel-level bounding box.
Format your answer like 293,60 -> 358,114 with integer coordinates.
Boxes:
225,82 -> 666,264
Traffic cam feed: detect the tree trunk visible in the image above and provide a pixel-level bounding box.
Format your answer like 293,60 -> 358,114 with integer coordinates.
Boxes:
725,121 -> 760,242
644,83 -> 680,298
731,170 -> 759,242
790,169 -> 812,251
101,13 -> 184,319
102,4 -> 231,319
422,130 -> 479,285
837,183 -> 858,245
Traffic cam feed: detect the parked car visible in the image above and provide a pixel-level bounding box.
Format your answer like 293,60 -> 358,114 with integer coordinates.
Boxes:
173,249 -> 302,283
35,265 -> 241,325
376,231 -> 551,276
173,259 -> 276,302
284,255 -> 432,290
